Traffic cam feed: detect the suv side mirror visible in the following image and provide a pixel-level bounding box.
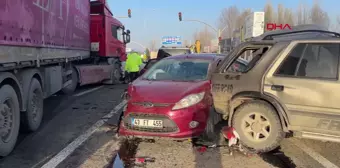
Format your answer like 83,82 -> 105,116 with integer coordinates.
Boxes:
126,29 -> 131,34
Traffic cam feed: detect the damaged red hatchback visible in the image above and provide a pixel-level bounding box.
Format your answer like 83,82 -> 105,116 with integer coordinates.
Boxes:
119,54 -> 224,139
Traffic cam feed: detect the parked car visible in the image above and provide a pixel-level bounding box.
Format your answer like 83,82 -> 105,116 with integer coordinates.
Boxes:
210,26 -> 340,153
119,54 -> 225,139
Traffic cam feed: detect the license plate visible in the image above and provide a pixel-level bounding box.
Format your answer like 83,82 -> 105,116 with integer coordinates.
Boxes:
131,118 -> 163,128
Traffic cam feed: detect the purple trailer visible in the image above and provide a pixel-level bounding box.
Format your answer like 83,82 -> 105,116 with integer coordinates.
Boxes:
0,0 -> 130,156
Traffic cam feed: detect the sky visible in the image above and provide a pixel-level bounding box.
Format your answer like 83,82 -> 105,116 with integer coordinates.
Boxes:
108,0 -> 339,51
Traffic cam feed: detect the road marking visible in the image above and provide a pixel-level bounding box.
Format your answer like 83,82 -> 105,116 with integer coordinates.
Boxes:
40,100 -> 127,168
289,139 -> 339,168
73,86 -> 104,97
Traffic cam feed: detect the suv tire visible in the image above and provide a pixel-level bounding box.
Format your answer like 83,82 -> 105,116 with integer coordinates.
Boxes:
232,100 -> 285,153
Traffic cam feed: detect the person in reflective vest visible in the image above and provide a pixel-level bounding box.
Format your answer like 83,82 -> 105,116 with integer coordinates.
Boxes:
125,51 -> 143,82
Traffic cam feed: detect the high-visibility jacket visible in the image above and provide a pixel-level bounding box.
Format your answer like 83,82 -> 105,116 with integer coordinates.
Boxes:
125,52 -> 143,72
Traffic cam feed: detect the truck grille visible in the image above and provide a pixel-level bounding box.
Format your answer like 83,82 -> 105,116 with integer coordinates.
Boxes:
123,113 -> 178,133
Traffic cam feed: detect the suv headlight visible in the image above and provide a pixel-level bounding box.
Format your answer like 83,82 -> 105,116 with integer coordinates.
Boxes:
172,92 -> 205,110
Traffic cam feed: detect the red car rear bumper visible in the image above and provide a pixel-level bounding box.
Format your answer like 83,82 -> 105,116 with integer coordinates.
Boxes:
118,101 -> 210,139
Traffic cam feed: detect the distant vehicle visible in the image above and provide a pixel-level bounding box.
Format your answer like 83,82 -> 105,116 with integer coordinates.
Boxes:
211,26 -> 340,153
119,54 -> 224,139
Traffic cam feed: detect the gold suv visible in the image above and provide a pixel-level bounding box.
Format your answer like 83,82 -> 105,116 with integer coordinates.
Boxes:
211,27 -> 340,153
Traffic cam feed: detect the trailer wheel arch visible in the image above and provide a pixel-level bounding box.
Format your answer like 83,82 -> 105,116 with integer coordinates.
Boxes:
0,72 -> 23,110
16,69 -> 43,111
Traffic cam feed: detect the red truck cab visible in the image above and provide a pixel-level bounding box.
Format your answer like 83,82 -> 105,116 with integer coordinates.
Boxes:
90,0 -> 130,61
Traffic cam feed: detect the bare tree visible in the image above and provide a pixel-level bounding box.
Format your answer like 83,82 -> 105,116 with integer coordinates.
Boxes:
310,1 -> 329,28
264,1 -> 275,32
296,2 -> 309,25
336,16 -> 340,32
284,8 -> 294,26
218,6 -> 240,38
277,4 -> 285,24
193,26 -> 215,47
264,2 -> 275,22
149,40 -> 156,51
237,8 -> 252,28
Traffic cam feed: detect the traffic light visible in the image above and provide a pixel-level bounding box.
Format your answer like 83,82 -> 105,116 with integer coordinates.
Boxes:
128,9 -> 131,18
178,12 -> 182,21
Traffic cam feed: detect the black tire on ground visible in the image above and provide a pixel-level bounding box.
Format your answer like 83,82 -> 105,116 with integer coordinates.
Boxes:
61,67 -> 78,94
203,107 -> 222,141
0,85 -> 20,156
21,78 -> 44,132
232,100 -> 285,153
104,63 -> 122,85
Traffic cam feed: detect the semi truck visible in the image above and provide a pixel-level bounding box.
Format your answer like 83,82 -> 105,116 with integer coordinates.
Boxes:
0,0 -> 130,156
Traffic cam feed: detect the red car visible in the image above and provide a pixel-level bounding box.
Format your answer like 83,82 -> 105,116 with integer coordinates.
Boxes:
119,54 -> 224,139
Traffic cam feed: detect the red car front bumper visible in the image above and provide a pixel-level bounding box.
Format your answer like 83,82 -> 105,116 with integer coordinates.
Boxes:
118,101 -> 210,139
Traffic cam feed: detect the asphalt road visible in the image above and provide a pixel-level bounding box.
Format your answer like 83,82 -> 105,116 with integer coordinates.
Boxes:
0,85 -> 340,168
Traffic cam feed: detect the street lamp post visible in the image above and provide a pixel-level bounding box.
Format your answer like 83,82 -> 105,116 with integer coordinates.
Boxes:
130,41 -> 146,49
178,14 -> 228,54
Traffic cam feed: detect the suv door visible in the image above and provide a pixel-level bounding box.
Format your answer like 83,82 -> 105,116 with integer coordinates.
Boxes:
211,44 -> 271,115
264,42 -> 340,137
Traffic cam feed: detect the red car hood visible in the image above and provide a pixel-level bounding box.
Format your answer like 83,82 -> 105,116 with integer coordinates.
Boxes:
129,80 -> 209,103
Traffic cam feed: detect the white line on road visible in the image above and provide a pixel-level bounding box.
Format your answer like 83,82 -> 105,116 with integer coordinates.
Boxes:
40,100 -> 127,168
289,139 -> 339,168
73,86 -> 104,97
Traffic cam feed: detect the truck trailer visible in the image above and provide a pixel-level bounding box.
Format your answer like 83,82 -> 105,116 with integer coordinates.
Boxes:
0,0 -> 130,156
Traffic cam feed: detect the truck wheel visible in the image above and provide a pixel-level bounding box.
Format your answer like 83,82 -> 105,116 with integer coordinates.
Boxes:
62,67 -> 78,94
21,78 -> 43,132
232,101 -> 285,153
0,85 -> 20,156
104,63 -> 121,85
203,107 -> 222,141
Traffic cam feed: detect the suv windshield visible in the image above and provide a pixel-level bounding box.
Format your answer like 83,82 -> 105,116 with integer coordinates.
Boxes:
142,59 -> 210,81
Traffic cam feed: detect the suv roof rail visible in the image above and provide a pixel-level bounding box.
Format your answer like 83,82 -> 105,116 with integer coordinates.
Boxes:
262,30 -> 340,40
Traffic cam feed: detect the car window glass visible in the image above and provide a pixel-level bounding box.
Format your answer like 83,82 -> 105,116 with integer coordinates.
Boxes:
276,44 -> 306,76
225,46 -> 269,73
276,43 -> 339,79
111,25 -> 117,38
142,59 -> 211,81
297,44 -> 339,79
145,60 -> 158,69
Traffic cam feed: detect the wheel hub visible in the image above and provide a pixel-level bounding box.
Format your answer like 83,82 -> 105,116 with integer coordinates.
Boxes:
251,121 -> 262,133
0,103 -> 12,142
31,92 -> 39,122
242,112 -> 271,142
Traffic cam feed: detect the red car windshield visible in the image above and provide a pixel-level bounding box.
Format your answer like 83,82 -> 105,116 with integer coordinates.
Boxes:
142,59 -> 211,81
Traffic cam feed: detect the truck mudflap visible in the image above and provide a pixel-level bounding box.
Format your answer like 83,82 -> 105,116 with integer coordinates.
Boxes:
76,65 -> 112,86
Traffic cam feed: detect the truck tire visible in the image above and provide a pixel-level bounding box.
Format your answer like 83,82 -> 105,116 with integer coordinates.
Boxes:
0,85 -> 20,156
21,78 -> 43,132
232,100 -> 285,153
62,67 -> 78,94
104,63 -> 121,85
202,107 -> 222,141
